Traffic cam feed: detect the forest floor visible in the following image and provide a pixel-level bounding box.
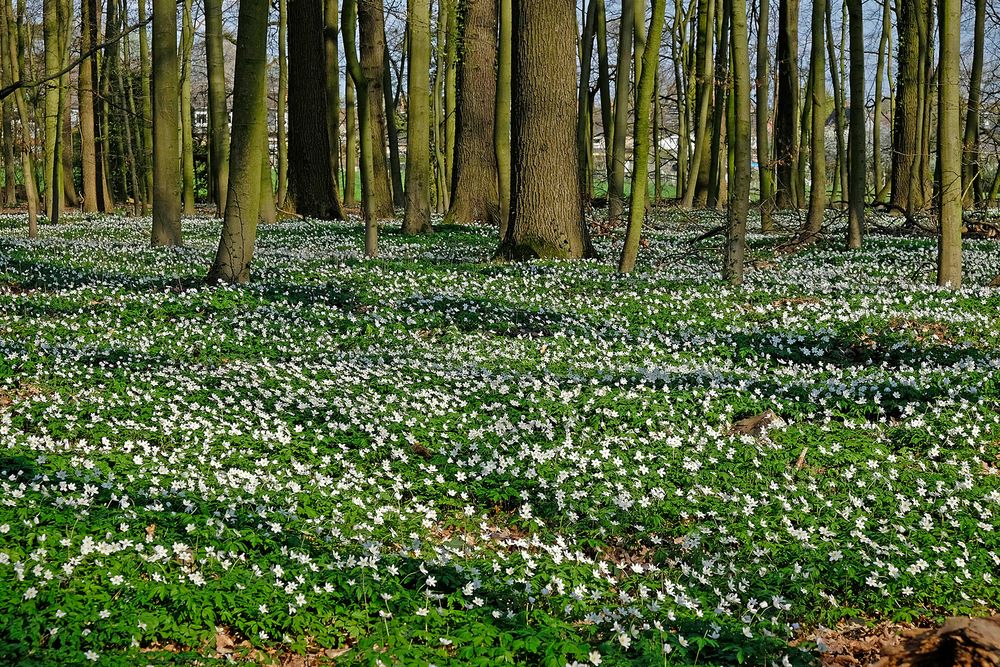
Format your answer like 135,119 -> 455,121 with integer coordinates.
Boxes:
0,209 -> 998,666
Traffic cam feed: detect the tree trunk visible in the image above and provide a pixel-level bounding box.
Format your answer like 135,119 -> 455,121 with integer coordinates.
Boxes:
180,0 -> 196,214
494,0 -> 511,234
706,0 -> 730,210
382,45 -> 405,208
287,0 -> 345,219
804,0 -> 825,236
207,0 -> 269,283
443,0 -> 457,188
576,0 -> 597,210
323,0 -> 339,205
443,0 -> 498,225
595,0 -> 612,183
1,0 -> 36,234
825,0 -> 845,208
205,0 -> 230,216
402,0 -> 432,234
936,0 -> 961,287
79,0 -> 98,212
608,0 -> 632,222
846,0 -> 865,248
619,0 -> 666,273
273,0 -> 286,208
724,0 -> 750,284
872,0 -> 889,201
358,0 -> 394,219
891,0 -> 929,214
42,0 -> 62,216
61,91 -> 78,208
139,0 -> 152,205
500,0 -> 595,260
680,0 -> 714,208
344,0 -> 378,254
151,0 -> 181,245
344,69 -> 357,206
774,0 -> 800,209
755,0 -> 772,229
961,0 -> 984,208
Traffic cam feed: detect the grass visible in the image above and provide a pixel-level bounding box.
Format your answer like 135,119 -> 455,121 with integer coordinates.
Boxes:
0,209 -> 998,666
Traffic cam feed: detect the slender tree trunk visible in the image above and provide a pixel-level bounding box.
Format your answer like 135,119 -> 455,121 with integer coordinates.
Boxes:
274,0 -> 287,207
323,0 -> 339,205
344,0 -> 378,254
2,0 -> 35,233
961,0 -> 984,208
0,52 -> 14,206
432,0 -> 449,211
402,0 -> 432,234
205,0 -> 230,216
259,137 -> 276,224
43,0 -> 62,216
891,0 -> 929,214
595,0 -> 612,182
382,45 -> 405,208
287,0 -> 345,219
755,0 -> 772,229
936,0 -> 960,287
706,0 -> 730,210
825,0 -> 845,208
207,0 -> 269,283
443,0 -> 456,187
139,0 -> 152,205
619,0 -> 666,272
494,0 -> 511,234
846,0 -> 864,248
680,0 -> 714,208
344,72 -> 357,206
96,0 -> 116,212
872,0 -> 889,200
608,0 -> 633,222
724,0 -> 750,283
576,0 -> 597,210
61,90 -> 78,208
151,0 -> 181,245
500,0 -> 595,260
773,0 -> 799,209
358,0 -> 394,219
444,0 -> 498,225
804,0 -> 825,236
179,0 -> 195,214
78,0 -> 98,212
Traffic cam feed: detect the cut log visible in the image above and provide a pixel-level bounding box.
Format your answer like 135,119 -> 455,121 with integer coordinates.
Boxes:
875,616 -> 1000,667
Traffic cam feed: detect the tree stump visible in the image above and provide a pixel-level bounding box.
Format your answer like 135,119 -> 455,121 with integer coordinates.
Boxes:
875,616 -> 1000,667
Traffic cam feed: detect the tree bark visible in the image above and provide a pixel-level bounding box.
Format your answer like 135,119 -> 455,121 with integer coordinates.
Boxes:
344,0 -> 378,254
961,0 -> 985,208
494,0 -> 511,234
444,0 -> 498,225
323,0 -> 339,205
500,0 -> 595,260
755,0 -> 772,230
1,0 -> 36,234
936,0 -> 961,287
208,0 -> 269,283
846,0 -> 865,248
872,0 -> 889,201
723,0 -> 750,283
804,0 -> 825,236
773,0 -> 800,209
619,0 -> 666,272
608,0 -> 633,222
402,0 -> 432,234
287,0 -> 345,219
180,0 -> 196,214
357,0 -> 394,219
151,0 -> 181,245
205,0 -> 230,216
